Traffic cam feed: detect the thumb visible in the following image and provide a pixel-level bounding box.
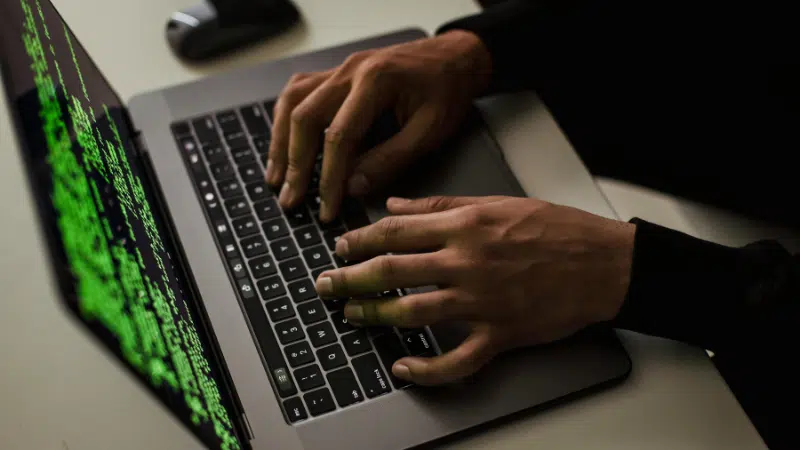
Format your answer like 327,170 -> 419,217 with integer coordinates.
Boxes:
391,329 -> 495,386
386,195 -> 507,215
347,106 -> 444,197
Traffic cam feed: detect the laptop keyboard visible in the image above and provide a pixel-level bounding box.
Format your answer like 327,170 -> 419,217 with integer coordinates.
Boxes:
170,101 -> 438,424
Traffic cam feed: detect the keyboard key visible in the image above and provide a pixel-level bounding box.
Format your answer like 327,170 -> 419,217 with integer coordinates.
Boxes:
241,295 -> 296,398
306,192 -> 322,212
298,300 -> 326,325
217,179 -> 242,199
225,131 -> 249,149
311,266 -> 332,281
327,367 -> 364,407
241,235 -> 268,258
308,322 -> 337,348
303,246 -> 331,269
275,319 -> 304,344
239,163 -> 262,182
254,199 -> 280,221
171,121 -> 191,137
294,364 -> 324,391
246,181 -> 272,201
240,104 -> 270,136
317,343 -> 347,371
229,258 -> 247,279
294,226 -> 321,248
216,110 -> 243,133
191,116 -> 219,145
253,135 -> 270,154
210,161 -> 234,180
203,145 -> 227,163
263,100 -> 277,123
257,276 -> 286,301
263,218 -> 289,240
342,330 -> 372,356
373,333 -> 412,389
279,258 -> 308,281
316,216 -> 344,231
286,207 -> 312,228
236,277 -> 257,300
232,215 -> 259,238
231,147 -> 256,165
352,353 -> 392,398
323,228 -> 345,251
270,238 -> 298,261
323,297 -> 346,312
220,239 -> 239,262
285,341 -> 315,367
401,329 -> 434,356
331,311 -> 356,334
265,297 -> 295,322
303,388 -> 335,417
283,397 -> 307,423
224,197 -> 250,218
288,279 -> 316,303
342,198 -> 370,230
249,254 -> 277,278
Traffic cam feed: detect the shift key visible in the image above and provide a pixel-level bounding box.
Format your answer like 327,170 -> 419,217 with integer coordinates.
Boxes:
351,353 -> 392,398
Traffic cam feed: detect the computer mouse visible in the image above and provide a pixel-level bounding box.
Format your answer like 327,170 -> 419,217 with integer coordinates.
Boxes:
166,1 -> 300,62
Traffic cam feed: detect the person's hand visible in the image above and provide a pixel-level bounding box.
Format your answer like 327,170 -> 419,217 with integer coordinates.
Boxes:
314,196 -> 636,385
266,31 -> 492,222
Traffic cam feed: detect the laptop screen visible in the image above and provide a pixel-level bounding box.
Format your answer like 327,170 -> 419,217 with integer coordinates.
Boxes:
0,1 -> 245,448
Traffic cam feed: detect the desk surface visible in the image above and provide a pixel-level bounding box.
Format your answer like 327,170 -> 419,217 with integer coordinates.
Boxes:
0,0 -> 767,449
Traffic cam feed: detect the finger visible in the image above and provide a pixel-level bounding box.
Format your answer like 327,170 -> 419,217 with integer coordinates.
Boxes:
346,106 -> 440,198
318,80 -> 391,222
334,214 -> 450,261
267,73 -> 327,186
393,329 -> 495,385
343,288 -> 473,327
386,195 -> 507,215
279,80 -> 350,208
315,252 -> 452,298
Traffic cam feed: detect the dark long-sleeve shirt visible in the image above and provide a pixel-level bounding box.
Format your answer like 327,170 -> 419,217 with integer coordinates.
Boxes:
437,1 -> 800,448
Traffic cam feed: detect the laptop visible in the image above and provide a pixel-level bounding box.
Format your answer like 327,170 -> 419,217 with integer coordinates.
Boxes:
0,0 -> 631,448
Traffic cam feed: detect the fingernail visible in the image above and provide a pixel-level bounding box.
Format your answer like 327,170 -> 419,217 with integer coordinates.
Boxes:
347,173 -> 370,197
344,302 -> 364,322
265,159 -> 274,181
278,182 -> 292,205
393,364 -> 411,380
319,199 -> 331,222
316,276 -> 333,297
387,197 -> 410,207
335,238 -> 349,258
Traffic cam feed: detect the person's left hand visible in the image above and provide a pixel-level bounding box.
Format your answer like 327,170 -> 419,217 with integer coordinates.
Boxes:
314,196 -> 636,385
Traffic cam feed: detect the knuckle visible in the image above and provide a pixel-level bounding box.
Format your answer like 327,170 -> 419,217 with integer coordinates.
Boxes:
288,72 -> 311,84
317,178 -> 337,198
425,196 -> 450,211
374,255 -> 396,279
289,106 -> 311,128
377,216 -> 402,242
323,126 -> 346,147
357,55 -> 393,80
458,206 -> 484,229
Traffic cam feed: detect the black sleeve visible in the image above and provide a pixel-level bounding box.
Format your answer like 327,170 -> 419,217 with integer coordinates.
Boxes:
613,219 -> 800,354
612,220 -> 800,448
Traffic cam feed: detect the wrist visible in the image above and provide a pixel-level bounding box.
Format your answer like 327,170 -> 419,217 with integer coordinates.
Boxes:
594,221 -> 636,323
436,29 -> 493,97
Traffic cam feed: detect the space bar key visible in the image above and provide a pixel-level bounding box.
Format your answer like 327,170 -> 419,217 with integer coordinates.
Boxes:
242,298 -> 297,398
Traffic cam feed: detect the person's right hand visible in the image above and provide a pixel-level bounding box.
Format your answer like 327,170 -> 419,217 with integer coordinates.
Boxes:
266,30 -> 492,222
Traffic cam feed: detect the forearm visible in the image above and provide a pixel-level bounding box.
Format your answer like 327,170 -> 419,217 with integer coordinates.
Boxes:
612,219 -> 800,355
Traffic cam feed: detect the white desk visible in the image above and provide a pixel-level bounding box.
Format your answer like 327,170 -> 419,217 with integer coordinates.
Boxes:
0,0 -> 768,449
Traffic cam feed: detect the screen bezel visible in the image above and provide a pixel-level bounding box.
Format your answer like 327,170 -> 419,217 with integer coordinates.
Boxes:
0,2 -> 250,448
